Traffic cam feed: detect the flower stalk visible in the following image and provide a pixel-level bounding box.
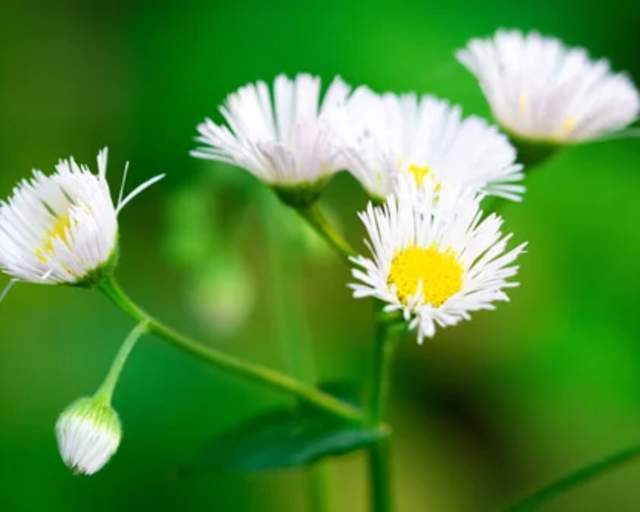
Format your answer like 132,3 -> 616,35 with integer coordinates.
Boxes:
94,320 -> 148,403
264,194 -> 329,511
97,276 -> 366,425
367,312 -> 404,512
293,202 -> 356,264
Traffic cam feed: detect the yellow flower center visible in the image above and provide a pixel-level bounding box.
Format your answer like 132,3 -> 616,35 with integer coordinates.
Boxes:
407,164 -> 431,186
387,245 -> 463,307
35,212 -> 72,263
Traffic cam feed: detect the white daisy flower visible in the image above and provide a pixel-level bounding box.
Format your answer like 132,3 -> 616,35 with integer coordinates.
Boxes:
350,176 -> 526,342
457,29 -> 640,144
55,397 -> 122,475
0,148 -> 163,288
339,87 -> 524,201
191,73 -> 351,197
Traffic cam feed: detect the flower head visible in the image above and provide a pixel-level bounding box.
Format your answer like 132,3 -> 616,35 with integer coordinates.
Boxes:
191,73 -> 351,193
457,29 -> 640,144
339,88 -> 523,201
55,396 -> 122,475
0,148 -> 163,287
350,176 -> 526,342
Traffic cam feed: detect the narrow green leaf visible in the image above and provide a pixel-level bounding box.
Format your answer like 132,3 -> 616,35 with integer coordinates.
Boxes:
186,399 -> 384,473
506,443 -> 640,511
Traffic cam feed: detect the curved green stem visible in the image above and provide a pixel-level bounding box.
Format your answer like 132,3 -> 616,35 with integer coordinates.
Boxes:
506,443 -> 640,511
94,320 -> 148,403
97,276 -> 365,424
294,202 -> 356,264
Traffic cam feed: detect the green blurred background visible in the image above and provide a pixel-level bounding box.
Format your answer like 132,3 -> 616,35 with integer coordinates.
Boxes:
1,1 -> 639,510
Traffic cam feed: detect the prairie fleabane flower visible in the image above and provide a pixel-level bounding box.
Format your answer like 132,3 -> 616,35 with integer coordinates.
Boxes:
350,176 -> 526,342
457,29 -> 640,145
0,148 -> 163,287
191,73 -> 351,204
339,88 -> 524,201
55,396 -> 122,475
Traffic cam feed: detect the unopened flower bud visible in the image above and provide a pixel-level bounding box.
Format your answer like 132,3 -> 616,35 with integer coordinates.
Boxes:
55,396 -> 122,475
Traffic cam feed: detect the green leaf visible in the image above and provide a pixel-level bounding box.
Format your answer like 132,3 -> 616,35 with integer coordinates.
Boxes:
506,442 -> 640,511
185,399 -> 384,473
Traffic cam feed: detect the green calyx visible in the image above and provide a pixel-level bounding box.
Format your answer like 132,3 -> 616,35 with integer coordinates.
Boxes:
368,194 -> 387,207
505,130 -> 562,169
272,178 -> 331,209
73,244 -> 119,289
60,396 -> 122,436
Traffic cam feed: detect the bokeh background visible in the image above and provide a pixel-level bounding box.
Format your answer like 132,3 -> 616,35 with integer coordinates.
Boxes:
1,1 -> 639,510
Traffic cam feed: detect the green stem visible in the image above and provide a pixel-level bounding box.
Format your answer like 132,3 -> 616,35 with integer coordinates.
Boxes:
264,195 -> 329,511
308,463 -> 331,512
369,320 -> 398,422
97,276 -> 365,424
368,441 -> 392,512
506,443 -> 640,511
265,197 -> 316,383
294,202 -> 356,264
94,320 -> 148,403
367,316 -> 400,512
